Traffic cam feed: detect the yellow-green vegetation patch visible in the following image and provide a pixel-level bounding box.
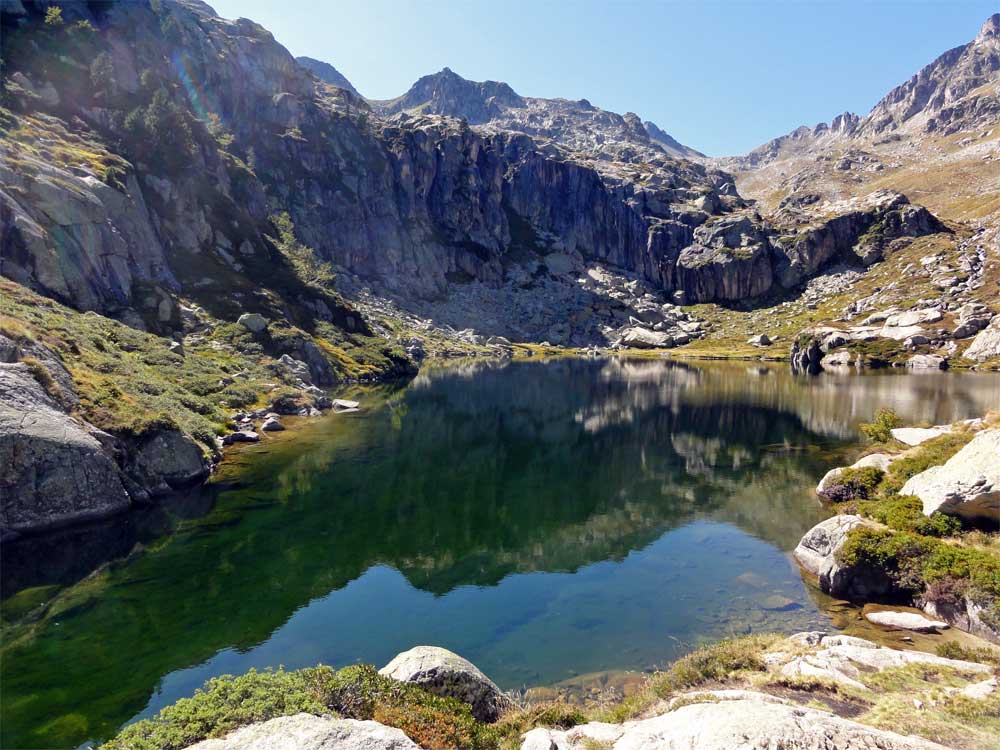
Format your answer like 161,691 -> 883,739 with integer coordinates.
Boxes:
856,663 -> 1000,750
595,634 -> 781,723
1,275 -> 414,451
0,107 -> 130,186
102,665 -> 499,750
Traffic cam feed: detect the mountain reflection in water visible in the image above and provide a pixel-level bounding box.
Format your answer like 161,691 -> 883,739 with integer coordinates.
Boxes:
3,359 -> 999,750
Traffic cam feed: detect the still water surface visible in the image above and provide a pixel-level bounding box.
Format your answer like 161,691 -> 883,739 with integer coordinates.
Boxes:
3,358 -> 1000,748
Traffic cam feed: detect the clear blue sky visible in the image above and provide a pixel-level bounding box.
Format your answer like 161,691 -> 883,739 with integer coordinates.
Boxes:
208,0 -> 997,156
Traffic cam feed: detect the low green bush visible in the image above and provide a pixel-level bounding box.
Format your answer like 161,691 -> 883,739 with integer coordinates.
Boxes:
104,665 -> 499,750
857,495 -> 961,537
839,527 -> 1000,616
859,407 -> 902,443
826,466 -> 884,502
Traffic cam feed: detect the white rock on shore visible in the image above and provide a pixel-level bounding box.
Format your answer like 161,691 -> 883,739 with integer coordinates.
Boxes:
521,691 -> 950,750
891,425 -> 951,446
864,610 -> 949,632
900,428 -> 1000,521
185,714 -> 419,750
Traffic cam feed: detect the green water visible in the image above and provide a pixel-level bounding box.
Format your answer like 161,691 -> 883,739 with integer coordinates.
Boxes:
3,358 -> 999,748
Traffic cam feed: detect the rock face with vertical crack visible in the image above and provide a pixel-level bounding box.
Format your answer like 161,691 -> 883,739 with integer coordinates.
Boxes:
0,362 -> 130,534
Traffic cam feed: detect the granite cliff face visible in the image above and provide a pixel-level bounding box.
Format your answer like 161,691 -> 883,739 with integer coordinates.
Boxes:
1,0 -> 959,333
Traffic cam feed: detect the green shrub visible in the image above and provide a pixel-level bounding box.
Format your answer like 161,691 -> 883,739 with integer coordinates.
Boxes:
859,407 -> 901,443
858,495 -> 961,537
104,668 -> 329,750
934,641 -> 1000,667
826,466 -> 884,502
839,527 -> 1000,610
105,665 -> 501,750
268,212 -> 335,290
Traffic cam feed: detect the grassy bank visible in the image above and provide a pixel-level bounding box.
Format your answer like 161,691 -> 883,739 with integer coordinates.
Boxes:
1,279 -> 409,453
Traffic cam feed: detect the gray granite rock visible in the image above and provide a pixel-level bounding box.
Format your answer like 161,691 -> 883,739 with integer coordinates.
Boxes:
379,645 -> 513,722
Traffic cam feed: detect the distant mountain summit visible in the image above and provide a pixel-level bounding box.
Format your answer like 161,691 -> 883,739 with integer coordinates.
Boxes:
296,56 -> 359,96
370,67 -> 701,160
858,12 -> 1000,136
372,67 -> 524,123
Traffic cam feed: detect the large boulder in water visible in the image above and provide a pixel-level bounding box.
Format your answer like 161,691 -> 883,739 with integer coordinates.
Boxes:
900,429 -> 1000,523
379,645 -> 513,722
793,515 -> 895,600
184,713 -> 419,750
0,362 -> 131,534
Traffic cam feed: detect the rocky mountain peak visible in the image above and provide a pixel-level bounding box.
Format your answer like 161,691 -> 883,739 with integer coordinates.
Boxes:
372,67 -> 525,123
296,56 -> 360,96
977,12 -> 1000,42
858,13 -> 1000,135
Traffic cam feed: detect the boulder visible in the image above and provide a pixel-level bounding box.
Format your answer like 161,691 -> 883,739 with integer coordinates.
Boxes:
0,363 -> 131,534
820,349 -> 853,368
864,610 -> 949,632
261,417 -> 285,432
906,354 -> 947,370
900,429 -> 1000,522
185,714 -> 419,750
237,312 -> 268,333
960,677 -> 997,700
794,515 -> 895,600
747,333 -> 771,347
816,453 -> 893,498
620,327 -> 672,349
332,399 -> 360,410
222,430 -> 260,445
891,426 -> 951,446
521,692 -> 949,750
964,315 -> 1000,362
128,429 -> 210,495
379,645 -> 513,722
884,308 -> 943,328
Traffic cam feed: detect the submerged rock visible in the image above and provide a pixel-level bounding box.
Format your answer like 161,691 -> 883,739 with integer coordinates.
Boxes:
864,610 -> 949,632
379,645 -> 513,722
